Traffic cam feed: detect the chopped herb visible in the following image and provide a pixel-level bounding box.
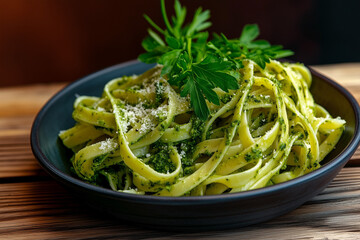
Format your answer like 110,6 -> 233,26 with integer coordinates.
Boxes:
279,143 -> 286,150
148,143 -> 176,174
155,81 -> 165,106
220,94 -> 232,104
244,148 -> 262,162
307,150 -> 313,160
279,117 -> 285,125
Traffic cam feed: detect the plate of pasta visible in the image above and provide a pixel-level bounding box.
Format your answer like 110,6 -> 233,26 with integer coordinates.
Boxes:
31,0 -> 360,230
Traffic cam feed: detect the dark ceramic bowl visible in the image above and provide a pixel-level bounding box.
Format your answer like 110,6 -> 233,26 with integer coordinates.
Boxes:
31,60 -> 360,230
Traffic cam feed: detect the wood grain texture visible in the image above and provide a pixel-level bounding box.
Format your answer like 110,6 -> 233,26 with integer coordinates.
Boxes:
0,124 -> 46,179
0,63 -> 359,239
0,168 -> 359,240
0,84 -> 65,179
0,83 -> 66,117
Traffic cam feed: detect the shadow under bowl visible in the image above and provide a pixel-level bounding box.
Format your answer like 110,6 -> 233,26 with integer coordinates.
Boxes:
31,60 -> 360,230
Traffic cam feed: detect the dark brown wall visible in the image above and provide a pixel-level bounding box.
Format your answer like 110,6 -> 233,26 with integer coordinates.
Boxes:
0,0 -> 358,87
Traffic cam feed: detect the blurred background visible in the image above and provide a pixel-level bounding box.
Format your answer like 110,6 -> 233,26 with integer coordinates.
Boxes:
0,0 -> 359,87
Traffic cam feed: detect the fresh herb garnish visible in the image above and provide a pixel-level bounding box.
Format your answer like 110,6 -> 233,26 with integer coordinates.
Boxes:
139,0 -> 293,120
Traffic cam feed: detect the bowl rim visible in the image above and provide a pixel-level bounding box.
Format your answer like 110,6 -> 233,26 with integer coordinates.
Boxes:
31,60 -> 360,204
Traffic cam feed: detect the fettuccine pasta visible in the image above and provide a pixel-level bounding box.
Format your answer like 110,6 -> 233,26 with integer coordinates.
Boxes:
59,60 -> 345,196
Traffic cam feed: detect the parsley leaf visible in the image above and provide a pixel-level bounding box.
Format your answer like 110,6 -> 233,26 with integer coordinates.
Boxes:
181,75 -> 210,120
192,56 -> 238,94
210,24 -> 294,69
239,24 -> 259,44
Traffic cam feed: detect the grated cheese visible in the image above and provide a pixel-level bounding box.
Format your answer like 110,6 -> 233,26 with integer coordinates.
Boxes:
99,138 -> 118,151
97,107 -> 106,112
115,75 -> 170,134
180,150 -> 186,159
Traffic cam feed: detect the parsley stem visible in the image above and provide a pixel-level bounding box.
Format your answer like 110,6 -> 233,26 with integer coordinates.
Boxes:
187,37 -> 192,61
160,0 -> 175,36
144,14 -> 165,35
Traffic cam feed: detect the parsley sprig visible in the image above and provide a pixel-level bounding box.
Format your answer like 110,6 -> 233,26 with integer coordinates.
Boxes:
139,0 -> 293,120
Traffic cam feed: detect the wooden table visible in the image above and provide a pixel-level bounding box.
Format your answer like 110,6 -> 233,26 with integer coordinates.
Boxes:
0,63 -> 359,240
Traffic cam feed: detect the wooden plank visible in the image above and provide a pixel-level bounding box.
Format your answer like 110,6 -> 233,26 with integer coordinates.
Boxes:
0,127 -> 46,179
0,167 -> 359,239
0,83 -> 66,117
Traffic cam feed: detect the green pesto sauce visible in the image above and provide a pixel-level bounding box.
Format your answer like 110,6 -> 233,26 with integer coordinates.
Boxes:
244,148 -> 262,162
155,81 -> 165,106
174,116 -> 206,176
279,143 -> 286,151
220,94 -> 232,104
147,142 -> 176,174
